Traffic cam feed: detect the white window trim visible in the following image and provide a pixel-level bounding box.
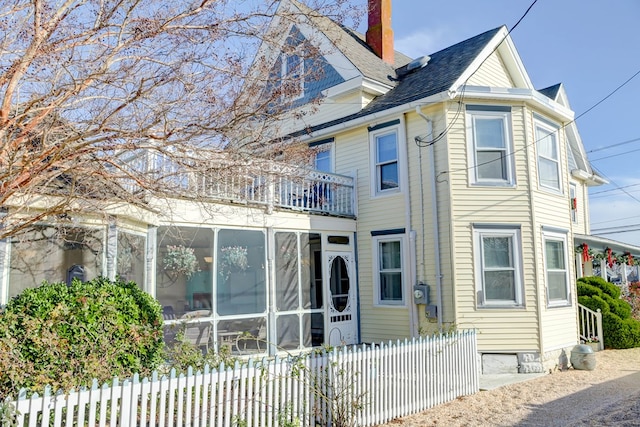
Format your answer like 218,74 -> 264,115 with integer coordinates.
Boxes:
473,226 -> 524,308
466,110 -> 515,187
372,234 -> 408,307
569,183 -> 578,224
542,229 -> 571,307
311,142 -> 334,173
369,121 -> 406,198
535,118 -> 563,193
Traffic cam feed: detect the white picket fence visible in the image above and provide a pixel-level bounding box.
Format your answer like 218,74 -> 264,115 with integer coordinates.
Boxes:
4,330 -> 478,426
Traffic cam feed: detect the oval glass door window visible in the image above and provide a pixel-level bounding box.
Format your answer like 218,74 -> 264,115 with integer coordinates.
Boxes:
330,256 -> 350,312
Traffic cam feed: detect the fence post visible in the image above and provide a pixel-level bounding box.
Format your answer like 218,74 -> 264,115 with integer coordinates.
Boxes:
596,308 -> 604,351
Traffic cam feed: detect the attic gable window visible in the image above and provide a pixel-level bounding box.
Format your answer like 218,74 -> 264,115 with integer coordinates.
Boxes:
281,50 -> 305,101
466,106 -> 514,187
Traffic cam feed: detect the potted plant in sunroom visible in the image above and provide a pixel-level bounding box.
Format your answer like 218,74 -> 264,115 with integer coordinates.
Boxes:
163,245 -> 200,281
218,245 -> 249,281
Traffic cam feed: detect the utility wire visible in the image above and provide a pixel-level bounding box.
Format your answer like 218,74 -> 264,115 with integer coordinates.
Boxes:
447,65 -> 640,177
414,0 -> 538,147
587,136 -> 640,154
591,146 -> 640,162
590,182 -> 640,197
592,214 -> 640,225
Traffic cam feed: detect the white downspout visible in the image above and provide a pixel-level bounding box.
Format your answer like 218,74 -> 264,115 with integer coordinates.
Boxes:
402,115 -> 418,338
415,106 -> 443,331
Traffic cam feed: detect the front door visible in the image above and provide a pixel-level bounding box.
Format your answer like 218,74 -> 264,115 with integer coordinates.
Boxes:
326,252 -> 357,346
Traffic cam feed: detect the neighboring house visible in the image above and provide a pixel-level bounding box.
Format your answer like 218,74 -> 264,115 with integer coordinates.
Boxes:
1,0 -> 636,374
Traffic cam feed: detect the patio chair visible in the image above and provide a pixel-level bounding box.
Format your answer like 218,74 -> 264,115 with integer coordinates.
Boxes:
180,310 -> 212,350
234,318 -> 267,354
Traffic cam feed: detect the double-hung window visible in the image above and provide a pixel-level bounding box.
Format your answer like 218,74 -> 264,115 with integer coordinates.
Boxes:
474,226 -> 523,307
543,230 -> 570,306
467,106 -> 514,186
369,119 -> 402,196
374,131 -> 399,193
536,119 -> 562,192
373,233 -> 405,306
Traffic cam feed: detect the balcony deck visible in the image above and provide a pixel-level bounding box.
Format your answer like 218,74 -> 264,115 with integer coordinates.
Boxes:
122,152 -> 356,218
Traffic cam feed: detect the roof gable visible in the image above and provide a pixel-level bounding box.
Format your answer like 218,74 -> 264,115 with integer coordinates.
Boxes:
263,25 -> 346,108
288,0 -> 411,87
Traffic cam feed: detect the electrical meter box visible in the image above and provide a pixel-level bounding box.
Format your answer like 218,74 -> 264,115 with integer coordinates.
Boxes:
413,284 -> 429,304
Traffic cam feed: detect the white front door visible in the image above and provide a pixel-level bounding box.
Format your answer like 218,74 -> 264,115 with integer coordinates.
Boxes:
326,252 -> 357,346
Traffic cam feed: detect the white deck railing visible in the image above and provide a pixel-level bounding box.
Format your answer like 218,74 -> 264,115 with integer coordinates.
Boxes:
119,151 -> 356,217
578,303 -> 604,351
4,331 -> 478,426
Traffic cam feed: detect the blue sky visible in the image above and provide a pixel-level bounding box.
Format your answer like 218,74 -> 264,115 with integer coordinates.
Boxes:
355,0 -> 640,246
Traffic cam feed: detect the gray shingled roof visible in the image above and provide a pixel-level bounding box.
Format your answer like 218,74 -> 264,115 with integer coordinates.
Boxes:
538,83 -> 562,101
293,27 -> 502,136
290,0 -> 411,85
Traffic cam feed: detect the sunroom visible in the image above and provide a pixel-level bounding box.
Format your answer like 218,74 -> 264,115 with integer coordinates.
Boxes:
0,163 -> 358,356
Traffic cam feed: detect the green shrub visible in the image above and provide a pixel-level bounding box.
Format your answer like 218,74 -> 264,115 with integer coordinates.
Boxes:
0,277 -> 163,398
609,298 -> 632,319
578,276 -> 620,299
576,281 -> 603,298
578,295 -> 609,314
578,276 -> 640,349
602,312 -> 635,349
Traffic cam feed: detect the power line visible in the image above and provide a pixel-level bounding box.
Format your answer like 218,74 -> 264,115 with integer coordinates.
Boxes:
587,136 -> 640,154
590,164 -> 640,205
591,146 -> 640,162
415,0 -> 538,147
447,65 -> 640,178
592,214 -> 640,225
593,228 -> 640,236
590,182 -> 640,196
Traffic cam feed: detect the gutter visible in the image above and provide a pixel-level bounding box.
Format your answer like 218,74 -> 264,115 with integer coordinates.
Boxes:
571,169 -> 609,186
298,85 -> 575,143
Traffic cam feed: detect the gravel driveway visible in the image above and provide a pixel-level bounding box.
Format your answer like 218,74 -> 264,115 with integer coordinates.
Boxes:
384,348 -> 640,426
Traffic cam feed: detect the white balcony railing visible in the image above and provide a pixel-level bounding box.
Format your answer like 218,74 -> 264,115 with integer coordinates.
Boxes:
119,151 -> 356,217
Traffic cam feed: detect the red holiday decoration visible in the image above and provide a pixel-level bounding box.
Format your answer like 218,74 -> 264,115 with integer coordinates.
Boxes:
607,247 -> 614,268
572,198 -> 577,210
626,252 -> 634,266
582,243 -> 591,262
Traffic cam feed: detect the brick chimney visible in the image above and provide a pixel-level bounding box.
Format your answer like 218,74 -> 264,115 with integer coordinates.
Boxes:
365,0 -> 394,65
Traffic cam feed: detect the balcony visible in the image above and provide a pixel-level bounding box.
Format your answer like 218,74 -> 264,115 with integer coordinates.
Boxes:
121,151 -> 356,218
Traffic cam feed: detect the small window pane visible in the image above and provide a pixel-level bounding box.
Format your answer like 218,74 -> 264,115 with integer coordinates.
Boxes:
545,240 -> 565,269
484,270 -> 516,300
537,129 -> 557,158
376,133 -> 397,163
379,163 -> 398,189
380,272 -> 402,300
475,118 -> 505,148
275,232 -> 299,311
548,272 -> 568,300
477,151 -> 506,180
314,149 -> 331,172
380,241 -> 401,269
217,229 -> 266,316
539,158 -> 560,189
483,237 -> 511,268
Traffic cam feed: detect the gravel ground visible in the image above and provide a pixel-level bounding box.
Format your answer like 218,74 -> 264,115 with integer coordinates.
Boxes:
384,348 -> 640,426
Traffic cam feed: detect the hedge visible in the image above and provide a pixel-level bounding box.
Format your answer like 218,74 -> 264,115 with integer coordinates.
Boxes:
0,277 -> 163,397
577,277 -> 640,349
